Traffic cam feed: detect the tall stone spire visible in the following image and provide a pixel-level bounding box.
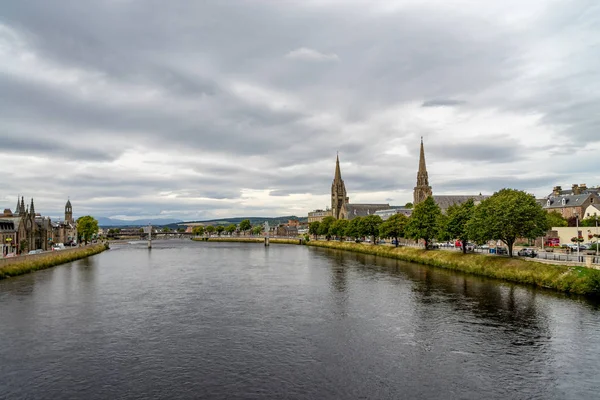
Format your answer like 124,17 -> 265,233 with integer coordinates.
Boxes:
20,197 -> 25,216
331,153 -> 349,220
413,137 -> 433,205
30,198 -> 35,216
15,196 -> 21,215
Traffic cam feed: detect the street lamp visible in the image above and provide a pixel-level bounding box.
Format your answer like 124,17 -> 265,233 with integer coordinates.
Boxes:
575,212 -> 580,262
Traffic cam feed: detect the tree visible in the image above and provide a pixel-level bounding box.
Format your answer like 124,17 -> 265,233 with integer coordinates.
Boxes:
225,224 -> 236,235
318,216 -> 336,240
239,219 -> 252,235
580,215 -> 600,227
379,213 -> 409,247
216,225 -> 225,236
252,225 -> 263,235
467,189 -> 549,257
309,221 -> 321,239
546,211 -> 568,228
446,199 -> 475,254
177,227 -> 185,233
406,196 -> 442,249
205,225 -> 216,236
192,226 -> 205,236
77,216 -> 99,245
359,214 -> 383,243
329,219 -> 349,240
404,202 -> 413,209
163,227 -> 171,233
345,217 -> 363,240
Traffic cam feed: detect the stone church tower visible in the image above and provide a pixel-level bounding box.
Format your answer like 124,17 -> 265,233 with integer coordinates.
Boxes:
413,137 -> 433,205
65,199 -> 73,223
331,154 -> 349,220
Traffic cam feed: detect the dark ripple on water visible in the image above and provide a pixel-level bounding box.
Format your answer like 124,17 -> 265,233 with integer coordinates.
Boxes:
0,240 -> 599,399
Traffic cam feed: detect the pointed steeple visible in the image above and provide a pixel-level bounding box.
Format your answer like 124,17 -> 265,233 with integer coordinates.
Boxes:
331,153 -> 349,219
20,197 -> 25,215
413,137 -> 433,205
15,196 -> 21,215
30,198 -> 35,216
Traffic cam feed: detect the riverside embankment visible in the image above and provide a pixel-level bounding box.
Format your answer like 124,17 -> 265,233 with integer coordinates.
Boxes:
191,237 -> 302,245
307,241 -> 600,296
0,243 -> 109,280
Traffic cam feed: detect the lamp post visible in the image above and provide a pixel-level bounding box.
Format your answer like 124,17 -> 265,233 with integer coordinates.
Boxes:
595,215 -> 599,258
575,212 -> 580,262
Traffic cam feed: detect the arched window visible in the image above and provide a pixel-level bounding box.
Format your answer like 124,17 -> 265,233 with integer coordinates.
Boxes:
561,198 -> 566,206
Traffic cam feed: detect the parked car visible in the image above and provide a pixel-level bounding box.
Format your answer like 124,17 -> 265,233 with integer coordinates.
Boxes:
27,249 -> 43,255
517,248 -> 537,258
494,247 -> 508,255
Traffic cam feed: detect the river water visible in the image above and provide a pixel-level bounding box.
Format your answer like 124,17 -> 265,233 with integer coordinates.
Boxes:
1,240 -> 599,399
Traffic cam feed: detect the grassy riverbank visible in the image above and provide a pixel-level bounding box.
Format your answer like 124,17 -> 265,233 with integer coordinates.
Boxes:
191,237 -> 302,245
307,241 -> 600,296
0,243 -> 109,280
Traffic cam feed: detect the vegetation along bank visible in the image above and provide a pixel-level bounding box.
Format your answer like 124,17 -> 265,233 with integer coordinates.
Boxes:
0,243 -> 109,280
191,237 -> 302,245
307,241 -> 600,296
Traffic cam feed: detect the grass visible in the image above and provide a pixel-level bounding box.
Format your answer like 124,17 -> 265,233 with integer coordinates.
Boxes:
0,243 -> 109,280
191,237 -> 302,245
307,241 -> 600,296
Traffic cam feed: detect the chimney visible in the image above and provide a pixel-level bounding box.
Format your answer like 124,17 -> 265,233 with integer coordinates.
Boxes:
553,186 -> 562,196
572,184 -> 580,195
580,183 -> 587,191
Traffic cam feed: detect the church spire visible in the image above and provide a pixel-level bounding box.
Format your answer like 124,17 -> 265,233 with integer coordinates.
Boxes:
30,198 -> 35,216
20,197 -> 25,215
413,137 -> 433,205
15,196 -> 20,215
331,153 -> 349,220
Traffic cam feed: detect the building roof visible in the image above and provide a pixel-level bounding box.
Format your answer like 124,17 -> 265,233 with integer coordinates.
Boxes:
346,203 -> 390,219
433,195 -> 489,211
543,193 -> 594,209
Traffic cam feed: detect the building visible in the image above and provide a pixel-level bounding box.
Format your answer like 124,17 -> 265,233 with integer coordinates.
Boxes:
375,207 -> 413,221
331,154 -> 390,220
308,209 -> 332,223
584,204 -> 600,219
540,184 -> 600,219
414,138 -> 489,212
0,215 -> 17,257
52,200 -> 77,245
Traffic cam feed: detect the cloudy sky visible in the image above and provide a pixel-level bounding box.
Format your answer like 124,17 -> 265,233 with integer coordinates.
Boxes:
1,0 -> 599,221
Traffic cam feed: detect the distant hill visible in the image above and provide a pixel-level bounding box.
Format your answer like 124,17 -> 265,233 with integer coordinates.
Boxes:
164,215 -> 307,229
96,217 -> 183,227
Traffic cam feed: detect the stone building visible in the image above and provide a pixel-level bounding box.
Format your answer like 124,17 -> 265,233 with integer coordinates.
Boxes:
414,138 -> 489,213
53,200 -> 78,245
331,155 -> 390,220
308,209 -> 332,223
540,184 -> 600,219
0,214 -> 17,257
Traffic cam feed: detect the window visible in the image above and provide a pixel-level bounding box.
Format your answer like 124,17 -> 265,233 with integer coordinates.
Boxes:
561,198 -> 566,206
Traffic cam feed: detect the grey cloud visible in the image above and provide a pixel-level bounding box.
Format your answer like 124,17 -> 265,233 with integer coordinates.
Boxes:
427,143 -> 523,163
422,99 -> 466,107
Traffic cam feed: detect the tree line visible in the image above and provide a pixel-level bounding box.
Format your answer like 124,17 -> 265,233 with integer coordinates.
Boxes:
309,189 -> 556,257
191,219 -> 265,237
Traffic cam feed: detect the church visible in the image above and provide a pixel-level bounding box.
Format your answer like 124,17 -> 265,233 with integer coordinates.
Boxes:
413,137 -> 488,212
330,154 -> 391,220
326,137 -> 487,221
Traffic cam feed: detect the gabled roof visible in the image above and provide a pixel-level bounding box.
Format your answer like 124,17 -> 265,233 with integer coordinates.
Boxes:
543,193 -> 595,209
433,195 -> 489,211
346,203 -> 390,219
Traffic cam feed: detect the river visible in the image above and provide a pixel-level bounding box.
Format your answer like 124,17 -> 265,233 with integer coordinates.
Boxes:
1,240 -> 599,399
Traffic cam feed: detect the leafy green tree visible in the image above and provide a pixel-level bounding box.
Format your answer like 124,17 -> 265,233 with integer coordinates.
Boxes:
163,227 -> 171,233
192,226 -> 205,236
467,189 -> 549,257
225,224 -> 236,235
406,196 -> 442,249
379,213 -> 409,247
546,211 -> 568,227
404,202 -> 413,209
177,227 -> 185,233
329,219 -> 349,240
309,221 -> 321,239
436,213 -> 453,242
446,198 -> 476,254
580,215 -> 600,227
252,225 -> 263,235
345,217 -> 363,240
205,225 -> 216,236
318,216 -> 336,240
239,219 -> 252,235
359,214 -> 383,243
216,225 -> 225,236
77,216 -> 99,245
